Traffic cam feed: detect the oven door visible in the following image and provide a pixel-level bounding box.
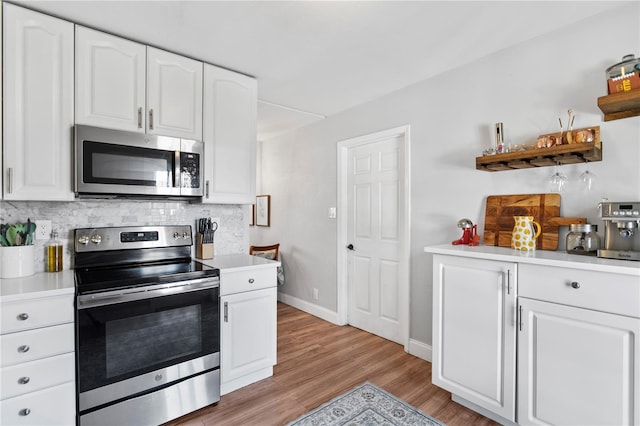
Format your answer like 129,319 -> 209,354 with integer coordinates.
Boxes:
77,278 -> 219,413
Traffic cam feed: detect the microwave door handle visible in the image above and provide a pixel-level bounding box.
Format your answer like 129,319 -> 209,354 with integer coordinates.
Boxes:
175,150 -> 181,189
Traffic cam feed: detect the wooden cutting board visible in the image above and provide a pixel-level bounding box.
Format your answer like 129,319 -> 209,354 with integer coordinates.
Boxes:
483,193 -> 587,251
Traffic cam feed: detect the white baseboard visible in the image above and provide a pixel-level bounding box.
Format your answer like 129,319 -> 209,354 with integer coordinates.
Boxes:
277,292 -> 341,324
408,338 -> 432,362
278,292 -> 433,363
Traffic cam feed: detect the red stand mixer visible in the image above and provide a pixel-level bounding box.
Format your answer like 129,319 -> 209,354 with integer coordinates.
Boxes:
452,218 -> 480,246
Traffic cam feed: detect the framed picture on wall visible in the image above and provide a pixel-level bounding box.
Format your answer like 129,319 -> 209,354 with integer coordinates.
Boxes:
250,204 -> 256,226
256,195 -> 271,227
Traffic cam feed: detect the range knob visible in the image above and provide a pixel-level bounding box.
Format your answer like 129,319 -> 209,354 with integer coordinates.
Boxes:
90,234 -> 102,244
78,235 -> 90,245
183,232 -> 189,239
173,232 -> 180,239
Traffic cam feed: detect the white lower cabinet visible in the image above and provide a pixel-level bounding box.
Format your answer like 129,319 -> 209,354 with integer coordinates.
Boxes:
220,266 -> 277,395
0,293 -> 75,425
432,255 -> 517,422
430,249 -> 640,426
517,264 -> 640,426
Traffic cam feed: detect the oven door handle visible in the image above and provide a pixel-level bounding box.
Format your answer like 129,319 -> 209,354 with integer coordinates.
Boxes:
77,278 -> 219,309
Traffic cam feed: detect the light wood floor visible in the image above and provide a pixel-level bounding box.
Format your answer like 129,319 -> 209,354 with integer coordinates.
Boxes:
167,302 -> 497,426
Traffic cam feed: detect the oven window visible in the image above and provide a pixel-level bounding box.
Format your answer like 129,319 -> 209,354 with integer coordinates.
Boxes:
83,141 -> 174,187
105,305 -> 202,378
77,287 -> 219,393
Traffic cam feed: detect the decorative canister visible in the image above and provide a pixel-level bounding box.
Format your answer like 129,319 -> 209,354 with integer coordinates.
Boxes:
0,245 -> 35,278
511,216 -> 541,251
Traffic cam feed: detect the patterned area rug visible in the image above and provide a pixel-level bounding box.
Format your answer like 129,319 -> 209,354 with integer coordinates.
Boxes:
287,382 -> 445,426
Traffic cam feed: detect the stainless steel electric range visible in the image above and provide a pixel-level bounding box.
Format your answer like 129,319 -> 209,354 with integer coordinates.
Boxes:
74,225 -> 220,426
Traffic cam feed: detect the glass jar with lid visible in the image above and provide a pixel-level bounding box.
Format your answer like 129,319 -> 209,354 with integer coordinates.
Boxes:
606,54 -> 640,79
566,224 -> 600,255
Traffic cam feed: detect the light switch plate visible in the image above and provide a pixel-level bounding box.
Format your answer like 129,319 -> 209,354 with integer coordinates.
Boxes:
328,207 -> 337,219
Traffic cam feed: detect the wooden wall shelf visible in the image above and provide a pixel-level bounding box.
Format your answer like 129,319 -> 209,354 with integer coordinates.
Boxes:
476,128 -> 602,172
597,90 -> 640,121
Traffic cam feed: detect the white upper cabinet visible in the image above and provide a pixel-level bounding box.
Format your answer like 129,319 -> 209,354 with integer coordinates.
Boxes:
75,30 -> 202,140
147,47 -> 203,140
75,26 -> 146,132
3,4 -> 74,201
203,64 -> 257,204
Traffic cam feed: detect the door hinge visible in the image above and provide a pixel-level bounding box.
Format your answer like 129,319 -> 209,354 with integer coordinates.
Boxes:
224,301 -> 228,322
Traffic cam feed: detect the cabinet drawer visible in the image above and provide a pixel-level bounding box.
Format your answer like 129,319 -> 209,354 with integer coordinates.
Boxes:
0,381 -> 75,426
1,324 -> 74,367
519,264 -> 639,318
220,267 -> 277,296
1,294 -> 74,334
0,353 -> 75,399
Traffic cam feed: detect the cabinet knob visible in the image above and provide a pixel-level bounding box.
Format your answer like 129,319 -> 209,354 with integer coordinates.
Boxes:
248,278 -> 255,284
17,345 -> 30,353
18,377 -> 30,385
19,408 -> 31,416
570,281 -> 581,289
17,313 -> 29,321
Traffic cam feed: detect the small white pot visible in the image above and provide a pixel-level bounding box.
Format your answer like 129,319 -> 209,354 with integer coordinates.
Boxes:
0,245 -> 35,278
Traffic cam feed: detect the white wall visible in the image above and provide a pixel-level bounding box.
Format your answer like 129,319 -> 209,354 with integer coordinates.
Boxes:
254,4 -> 640,347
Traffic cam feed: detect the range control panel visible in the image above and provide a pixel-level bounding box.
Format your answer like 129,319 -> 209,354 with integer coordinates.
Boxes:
74,225 -> 192,252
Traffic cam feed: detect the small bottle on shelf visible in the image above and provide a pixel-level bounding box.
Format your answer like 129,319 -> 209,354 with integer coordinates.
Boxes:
46,229 -> 63,272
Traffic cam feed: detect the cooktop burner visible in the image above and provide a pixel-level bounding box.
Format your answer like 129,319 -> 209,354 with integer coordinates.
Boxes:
74,225 -> 218,295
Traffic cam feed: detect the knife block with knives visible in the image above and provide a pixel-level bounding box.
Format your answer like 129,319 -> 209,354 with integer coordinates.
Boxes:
196,218 -> 217,260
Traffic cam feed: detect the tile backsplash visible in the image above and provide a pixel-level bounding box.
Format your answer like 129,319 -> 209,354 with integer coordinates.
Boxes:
1,200 -> 247,273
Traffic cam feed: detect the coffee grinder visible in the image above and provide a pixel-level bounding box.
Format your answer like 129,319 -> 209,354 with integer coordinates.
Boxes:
452,218 -> 479,246
597,201 -> 640,261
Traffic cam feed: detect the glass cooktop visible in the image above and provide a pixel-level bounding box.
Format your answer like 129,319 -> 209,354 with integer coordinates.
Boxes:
75,260 -> 218,295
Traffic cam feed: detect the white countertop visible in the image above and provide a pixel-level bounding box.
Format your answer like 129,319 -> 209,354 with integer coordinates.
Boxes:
0,270 -> 75,302
424,244 -> 640,276
197,253 -> 280,272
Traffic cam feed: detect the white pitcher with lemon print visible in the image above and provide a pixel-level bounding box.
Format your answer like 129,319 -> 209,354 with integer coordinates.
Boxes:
511,216 -> 541,251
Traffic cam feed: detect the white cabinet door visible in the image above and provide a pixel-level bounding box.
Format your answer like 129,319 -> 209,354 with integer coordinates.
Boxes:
203,64 -> 257,204
518,297 -> 639,426
432,255 -> 517,422
75,26 -> 146,132
147,47 -> 202,140
221,287 -> 276,392
3,4 -> 74,200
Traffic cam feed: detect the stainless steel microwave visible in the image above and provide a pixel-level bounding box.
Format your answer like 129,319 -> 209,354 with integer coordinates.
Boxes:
75,125 -> 203,199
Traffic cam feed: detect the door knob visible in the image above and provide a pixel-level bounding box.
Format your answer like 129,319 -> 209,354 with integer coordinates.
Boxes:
347,244 -> 354,250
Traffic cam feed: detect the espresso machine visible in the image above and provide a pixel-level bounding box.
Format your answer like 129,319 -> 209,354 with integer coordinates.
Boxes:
597,201 -> 640,261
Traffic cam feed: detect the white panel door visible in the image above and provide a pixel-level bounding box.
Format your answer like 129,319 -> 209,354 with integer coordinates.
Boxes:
432,255 -> 517,421
147,47 -> 202,140
518,297 -> 639,426
347,136 -> 402,343
3,4 -> 74,200
203,63 -> 257,204
220,287 -> 277,387
75,26 -> 146,132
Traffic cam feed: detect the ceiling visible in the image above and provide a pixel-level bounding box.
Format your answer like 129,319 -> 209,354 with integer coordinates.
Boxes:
14,1 -> 627,140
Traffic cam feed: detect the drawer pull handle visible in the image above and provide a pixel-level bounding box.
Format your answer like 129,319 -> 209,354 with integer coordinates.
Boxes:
19,408 -> 31,416
17,313 -> 29,321
18,377 -> 30,385
18,345 -> 30,353
570,281 -> 581,289
248,278 -> 255,284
